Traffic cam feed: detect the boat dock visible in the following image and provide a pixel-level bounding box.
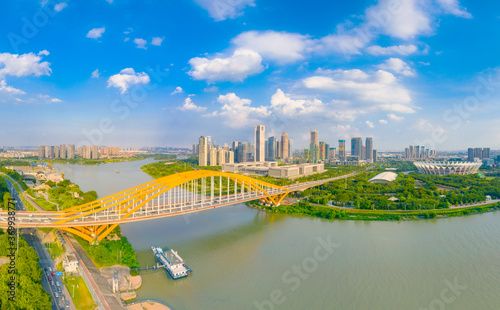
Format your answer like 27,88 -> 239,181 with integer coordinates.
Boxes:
151,246 -> 192,279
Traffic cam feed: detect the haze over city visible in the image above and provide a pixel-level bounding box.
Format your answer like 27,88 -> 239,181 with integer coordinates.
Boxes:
1,0 -> 500,150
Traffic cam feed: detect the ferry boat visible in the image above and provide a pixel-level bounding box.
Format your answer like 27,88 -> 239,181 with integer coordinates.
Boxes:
151,246 -> 192,279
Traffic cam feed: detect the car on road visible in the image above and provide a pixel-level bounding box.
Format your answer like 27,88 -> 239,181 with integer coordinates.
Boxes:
65,301 -> 70,308
57,286 -> 62,292
51,280 -> 54,286
48,276 -> 52,281
55,292 -> 59,298
51,272 -> 55,277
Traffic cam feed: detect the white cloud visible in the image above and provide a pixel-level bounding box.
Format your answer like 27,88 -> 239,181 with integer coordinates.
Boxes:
87,27 -> 105,39
188,49 -> 264,82
436,0 -> 472,18
366,121 -> 375,128
217,93 -> 269,128
91,69 -> 100,79
195,0 -> 255,21
202,111 -> 219,118
377,58 -> 416,76
315,34 -> 366,55
179,97 -> 206,112
414,119 -> 446,134
151,37 -> 164,46
0,52 -> 51,78
203,86 -> 219,92
133,38 -> 147,49
232,31 -> 313,64
388,113 -> 404,121
171,86 -> 184,95
329,124 -> 361,138
107,68 -> 150,93
270,89 -> 325,116
37,50 -> 50,56
379,119 -> 388,124
365,0 -> 432,40
0,80 -> 25,95
303,69 -> 414,113
38,94 -> 62,104
366,44 -> 418,56
105,0 -> 113,3
54,3 -> 67,11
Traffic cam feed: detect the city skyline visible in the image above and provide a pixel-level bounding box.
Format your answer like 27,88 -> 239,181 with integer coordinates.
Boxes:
2,1 -> 500,150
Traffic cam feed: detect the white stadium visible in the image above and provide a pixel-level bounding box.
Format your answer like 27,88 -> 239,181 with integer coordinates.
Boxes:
413,161 -> 482,175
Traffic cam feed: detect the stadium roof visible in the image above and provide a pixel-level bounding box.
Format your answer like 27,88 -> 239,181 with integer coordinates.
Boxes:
368,172 -> 398,183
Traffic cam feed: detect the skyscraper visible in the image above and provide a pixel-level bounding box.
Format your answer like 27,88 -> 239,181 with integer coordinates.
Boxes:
60,144 -> 67,159
91,145 -> 99,159
38,145 -> 45,158
365,137 -> 373,163
288,139 -> 292,159
310,130 -> 319,163
198,136 -> 208,166
319,141 -> 325,161
351,137 -> 362,158
338,140 -> 346,160
266,136 -> 276,160
281,133 -> 289,160
67,144 -> 75,159
255,125 -> 265,162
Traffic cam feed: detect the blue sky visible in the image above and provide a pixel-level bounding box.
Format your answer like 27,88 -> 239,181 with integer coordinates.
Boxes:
1,0 -> 500,151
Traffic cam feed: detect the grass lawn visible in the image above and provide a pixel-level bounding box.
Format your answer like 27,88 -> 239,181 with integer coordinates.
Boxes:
63,275 -> 96,310
44,241 -> 64,260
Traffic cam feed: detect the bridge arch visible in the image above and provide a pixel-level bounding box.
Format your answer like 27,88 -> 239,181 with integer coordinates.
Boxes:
55,170 -> 291,243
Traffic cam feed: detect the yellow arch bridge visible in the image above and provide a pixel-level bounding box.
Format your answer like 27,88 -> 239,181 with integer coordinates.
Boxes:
0,170 -> 356,243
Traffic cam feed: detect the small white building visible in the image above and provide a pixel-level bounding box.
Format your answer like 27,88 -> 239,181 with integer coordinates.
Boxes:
62,254 -> 79,274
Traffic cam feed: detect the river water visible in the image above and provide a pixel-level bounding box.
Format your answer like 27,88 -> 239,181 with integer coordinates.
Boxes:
53,159 -> 500,310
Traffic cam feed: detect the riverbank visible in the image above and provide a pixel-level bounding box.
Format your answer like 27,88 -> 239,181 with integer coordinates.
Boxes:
247,200 -> 500,221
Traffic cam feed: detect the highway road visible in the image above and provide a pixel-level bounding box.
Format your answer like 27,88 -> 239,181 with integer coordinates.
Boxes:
2,176 -> 75,310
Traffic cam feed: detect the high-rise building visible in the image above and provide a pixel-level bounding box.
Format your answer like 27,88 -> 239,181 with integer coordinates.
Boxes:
373,150 -> 377,163
206,136 -> 212,147
281,133 -> 289,160
232,141 -> 239,152
365,137 -> 373,163
468,148 -> 474,161
311,130 -> 319,147
319,141 -> 326,161
91,145 -> 99,159
288,139 -> 292,159
483,148 -> 491,159
255,125 -> 265,162
276,139 -> 281,159
237,143 -> 250,163
198,136 -> 208,166
328,147 -> 336,162
351,137 -> 362,158
217,148 -> 226,165
226,150 -> 234,164
54,146 -> 60,158
310,130 -> 319,163
60,145 -> 67,159
38,146 -> 45,158
209,146 -> 217,166
338,140 -> 346,160
266,136 -> 276,161
67,144 -> 75,159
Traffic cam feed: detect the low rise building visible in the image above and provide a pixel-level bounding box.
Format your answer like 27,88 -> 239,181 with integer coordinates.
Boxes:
62,254 -> 79,274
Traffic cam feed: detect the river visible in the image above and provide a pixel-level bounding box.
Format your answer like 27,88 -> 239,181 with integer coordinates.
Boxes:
53,159 -> 500,310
